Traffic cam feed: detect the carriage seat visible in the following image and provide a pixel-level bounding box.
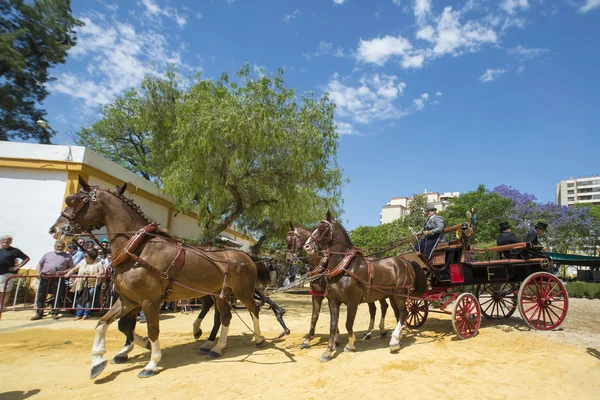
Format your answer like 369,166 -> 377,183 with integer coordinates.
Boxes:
429,239 -> 463,267
486,242 -> 542,261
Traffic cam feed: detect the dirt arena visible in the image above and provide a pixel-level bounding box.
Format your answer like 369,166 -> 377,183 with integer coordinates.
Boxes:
0,294 -> 599,400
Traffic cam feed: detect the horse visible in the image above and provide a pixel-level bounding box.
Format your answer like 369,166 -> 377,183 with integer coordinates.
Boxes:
303,211 -> 427,361
49,176 -> 285,378
285,223 -> 393,348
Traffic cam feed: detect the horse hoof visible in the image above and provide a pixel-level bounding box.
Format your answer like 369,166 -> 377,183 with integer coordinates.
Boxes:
207,351 -> 222,359
389,345 -> 400,353
344,345 -> 355,353
380,330 -> 388,338
90,360 -> 107,379
255,339 -> 266,348
198,347 -> 211,355
137,369 -> 158,378
110,355 -> 128,364
300,342 -> 310,349
320,354 -> 332,362
193,331 -> 202,340
363,334 -> 372,340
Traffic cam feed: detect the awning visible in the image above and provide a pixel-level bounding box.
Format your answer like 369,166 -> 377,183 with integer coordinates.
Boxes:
546,252 -> 600,267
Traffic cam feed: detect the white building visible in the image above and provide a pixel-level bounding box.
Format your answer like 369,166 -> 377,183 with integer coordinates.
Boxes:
0,142 -> 255,268
380,190 -> 460,225
556,175 -> 600,207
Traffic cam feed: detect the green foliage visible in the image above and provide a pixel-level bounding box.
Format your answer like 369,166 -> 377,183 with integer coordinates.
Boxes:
0,0 -> 83,142
440,184 -> 512,244
565,281 -> 600,299
78,64 -> 343,245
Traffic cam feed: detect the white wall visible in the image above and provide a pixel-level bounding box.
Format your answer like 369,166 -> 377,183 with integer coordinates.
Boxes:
171,213 -> 200,239
0,168 -> 67,268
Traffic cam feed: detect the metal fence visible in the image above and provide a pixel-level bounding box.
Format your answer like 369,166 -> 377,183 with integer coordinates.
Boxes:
0,274 -> 115,319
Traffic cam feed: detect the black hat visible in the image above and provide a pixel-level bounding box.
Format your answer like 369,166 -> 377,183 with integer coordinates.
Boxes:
499,221 -> 511,231
534,221 -> 548,231
424,203 -> 437,211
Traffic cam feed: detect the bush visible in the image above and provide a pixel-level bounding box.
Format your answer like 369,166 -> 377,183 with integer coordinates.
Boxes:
565,281 -> 600,299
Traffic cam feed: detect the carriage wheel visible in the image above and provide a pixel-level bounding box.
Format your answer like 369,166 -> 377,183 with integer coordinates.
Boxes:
518,272 -> 568,330
475,283 -> 518,319
404,299 -> 428,328
451,293 -> 481,339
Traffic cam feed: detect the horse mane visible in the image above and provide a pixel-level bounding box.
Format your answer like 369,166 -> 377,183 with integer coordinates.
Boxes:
104,188 -> 173,239
333,221 -> 352,246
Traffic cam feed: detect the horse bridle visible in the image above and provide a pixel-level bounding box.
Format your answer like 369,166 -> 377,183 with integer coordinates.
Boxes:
304,220 -> 333,252
62,187 -> 104,233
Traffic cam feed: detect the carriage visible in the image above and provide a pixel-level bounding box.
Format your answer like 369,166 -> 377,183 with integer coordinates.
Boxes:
400,215 -> 573,339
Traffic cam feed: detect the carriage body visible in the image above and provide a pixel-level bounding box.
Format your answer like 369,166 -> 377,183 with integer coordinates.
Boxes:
401,222 -> 572,338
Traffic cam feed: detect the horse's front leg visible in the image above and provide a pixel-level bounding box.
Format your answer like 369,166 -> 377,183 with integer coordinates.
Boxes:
137,299 -> 162,378
320,299 -> 340,362
379,298 -> 389,337
389,297 -> 407,353
193,295 -> 214,339
111,308 -> 146,364
344,302 -> 359,352
199,305 -> 221,355
206,298 -> 233,359
301,294 -> 324,349
90,298 -> 136,379
363,302 -> 377,340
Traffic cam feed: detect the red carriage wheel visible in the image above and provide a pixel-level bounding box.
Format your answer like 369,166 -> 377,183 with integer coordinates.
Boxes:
451,293 -> 481,339
475,283 -> 518,319
518,272 -> 568,330
404,299 -> 428,328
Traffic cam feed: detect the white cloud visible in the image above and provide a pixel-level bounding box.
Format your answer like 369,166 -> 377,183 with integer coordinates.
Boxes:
283,9 -> 300,23
336,121 -> 362,135
392,0 -> 402,6
402,53 -> 425,68
517,65 -> 526,74
139,0 -> 188,27
579,0 -> 600,13
325,73 -> 409,124
414,0 -> 432,25
50,16 -> 195,108
303,41 -> 344,60
436,91 -> 443,96
356,35 -> 412,66
479,68 -> 506,83
333,0 -> 347,4
432,7 -> 498,56
416,25 -> 435,42
501,0 -> 529,15
413,93 -> 430,110
507,45 -> 549,59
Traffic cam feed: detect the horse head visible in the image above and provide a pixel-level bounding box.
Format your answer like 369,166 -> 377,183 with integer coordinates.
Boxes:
285,221 -> 312,264
303,211 -> 335,255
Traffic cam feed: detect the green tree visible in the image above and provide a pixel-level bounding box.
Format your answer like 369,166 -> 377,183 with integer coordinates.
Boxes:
77,69 -> 182,181
440,184 -> 513,243
161,64 -> 343,242
0,0 -> 83,142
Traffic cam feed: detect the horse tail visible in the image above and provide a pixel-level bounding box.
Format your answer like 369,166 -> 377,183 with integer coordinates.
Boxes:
410,262 -> 428,298
254,259 -> 272,288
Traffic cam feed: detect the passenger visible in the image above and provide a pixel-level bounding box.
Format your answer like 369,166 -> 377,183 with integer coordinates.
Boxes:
496,222 -> 520,259
415,203 -> 445,260
522,221 -> 548,259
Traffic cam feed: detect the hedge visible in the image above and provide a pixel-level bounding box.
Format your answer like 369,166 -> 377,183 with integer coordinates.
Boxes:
565,281 -> 600,299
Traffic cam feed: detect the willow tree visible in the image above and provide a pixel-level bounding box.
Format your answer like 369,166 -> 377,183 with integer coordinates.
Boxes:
161,64 -> 343,243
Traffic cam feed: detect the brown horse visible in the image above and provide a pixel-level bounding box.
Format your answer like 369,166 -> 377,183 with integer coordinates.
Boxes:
285,223 -> 392,348
303,211 -> 427,361
49,177 -> 275,378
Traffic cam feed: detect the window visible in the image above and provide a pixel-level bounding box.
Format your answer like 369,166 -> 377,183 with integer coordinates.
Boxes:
568,197 -> 575,202
567,190 -> 574,194
567,182 -> 574,188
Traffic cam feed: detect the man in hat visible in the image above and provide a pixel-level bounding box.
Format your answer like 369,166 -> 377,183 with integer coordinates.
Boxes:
522,221 -> 548,259
496,222 -> 520,259
415,203 -> 445,260
100,237 -> 111,255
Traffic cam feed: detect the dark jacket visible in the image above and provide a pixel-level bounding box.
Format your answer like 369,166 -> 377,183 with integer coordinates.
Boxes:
522,229 -> 544,258
496,231 -> 521,259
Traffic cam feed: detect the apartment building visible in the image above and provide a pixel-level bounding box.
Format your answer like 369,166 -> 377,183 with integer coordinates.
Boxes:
556,175 -> 600,206
380,190 -> 460,224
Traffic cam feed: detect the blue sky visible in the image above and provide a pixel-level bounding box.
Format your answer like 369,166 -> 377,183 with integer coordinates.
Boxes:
42,0 -> 600,230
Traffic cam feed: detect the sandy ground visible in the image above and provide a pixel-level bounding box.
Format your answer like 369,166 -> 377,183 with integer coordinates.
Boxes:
0,294 -> 599,400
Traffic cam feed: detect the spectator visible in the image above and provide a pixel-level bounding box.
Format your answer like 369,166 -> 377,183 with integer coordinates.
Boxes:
267,259 -> 277,287
288,264 -> 298,283
496,222 -> 520,259
65,248 -> 104,320
0,235 -> 30,308
100,238 -> 111,255
522,221 -> 548,259
84,241 -> 94,251
31,240 -> 74,320
67,242 -> 85,265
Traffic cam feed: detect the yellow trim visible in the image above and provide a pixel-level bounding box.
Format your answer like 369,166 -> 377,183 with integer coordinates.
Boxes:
0,158 -> 83,171
224,227 -> 256,244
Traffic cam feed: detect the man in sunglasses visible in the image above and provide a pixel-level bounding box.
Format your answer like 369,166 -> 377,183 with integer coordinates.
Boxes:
31,240 -> 74,320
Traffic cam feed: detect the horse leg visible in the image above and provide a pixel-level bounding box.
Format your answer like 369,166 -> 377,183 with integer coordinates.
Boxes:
236,287 -> 265,347
389,297 -> 407,353
193,295 -> 214,340
344,302 -> 359,352
379,298 -> 389,337
206,298 -> 232,359
111,308 -> 144,364
301,294 -> 324,349
363,302 -> 377,340
137,299 -> 162,378
199,304 -> 221,355
254,289 -> 290,335
320,299 -> 340,362
90,298 -> 138,379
